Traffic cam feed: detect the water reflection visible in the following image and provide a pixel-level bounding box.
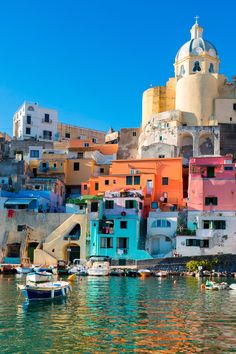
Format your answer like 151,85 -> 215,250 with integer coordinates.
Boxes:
0,275 -> 236,353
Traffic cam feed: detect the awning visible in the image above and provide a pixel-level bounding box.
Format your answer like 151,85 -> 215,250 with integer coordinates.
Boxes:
4,198 -> 36,206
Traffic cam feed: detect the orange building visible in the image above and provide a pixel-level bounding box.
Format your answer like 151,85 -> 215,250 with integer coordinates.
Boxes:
82,158 -> 183,213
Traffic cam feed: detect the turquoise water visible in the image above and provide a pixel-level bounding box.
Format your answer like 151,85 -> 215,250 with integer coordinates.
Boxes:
1,274 -> 236,353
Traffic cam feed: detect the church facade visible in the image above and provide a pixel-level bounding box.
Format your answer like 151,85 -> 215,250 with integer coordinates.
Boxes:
138,20 -> 236,163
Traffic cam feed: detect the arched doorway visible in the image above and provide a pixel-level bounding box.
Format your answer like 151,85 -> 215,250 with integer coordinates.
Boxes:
66,244 -> 80,263
27,242 -> 39,263
198,133 -> 214,155
178,133 -> 193,163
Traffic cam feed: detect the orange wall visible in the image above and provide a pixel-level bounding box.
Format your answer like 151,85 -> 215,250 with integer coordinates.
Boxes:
82,158 -> 183,209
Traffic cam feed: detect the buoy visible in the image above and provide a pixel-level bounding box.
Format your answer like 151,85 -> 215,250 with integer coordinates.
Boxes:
173,280 -> 177,285
68,274 -> 76,282
201,283 -> 205,290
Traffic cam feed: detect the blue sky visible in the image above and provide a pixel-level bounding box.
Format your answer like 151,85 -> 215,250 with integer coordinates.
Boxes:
0,0 -> 235,135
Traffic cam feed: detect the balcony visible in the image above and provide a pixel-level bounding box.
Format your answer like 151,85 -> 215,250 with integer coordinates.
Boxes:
42,119 -> 52,124
176,228 -> 196,236
196,229 -> 218,238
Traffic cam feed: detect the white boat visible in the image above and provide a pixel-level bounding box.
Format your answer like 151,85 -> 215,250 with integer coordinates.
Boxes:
68,259 -> 88,275
86,256 -> 110,276
205,280 -> 228,290
16,266 -> 33,274
18,281 -> 72,301
26,271 -> 52,283
229,283 -> 236,290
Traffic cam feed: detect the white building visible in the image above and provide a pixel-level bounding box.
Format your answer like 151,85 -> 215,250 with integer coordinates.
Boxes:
176,211 -> 236,256
146,211 -> 178,257
13,102 -> 58,142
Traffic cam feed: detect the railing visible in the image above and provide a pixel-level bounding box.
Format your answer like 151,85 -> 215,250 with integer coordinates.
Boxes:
98,227 -> 114,235
176,228 -> 196,236
42,119 -> 52,124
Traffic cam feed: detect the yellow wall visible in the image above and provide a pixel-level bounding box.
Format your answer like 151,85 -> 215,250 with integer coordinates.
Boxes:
64,158 -> 95,186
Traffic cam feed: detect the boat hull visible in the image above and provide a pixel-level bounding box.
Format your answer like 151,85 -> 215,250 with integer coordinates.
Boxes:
19,281 -> 71,301
26,272 -> 52,283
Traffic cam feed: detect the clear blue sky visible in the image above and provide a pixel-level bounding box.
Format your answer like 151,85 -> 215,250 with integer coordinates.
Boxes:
0,0 -> 235,135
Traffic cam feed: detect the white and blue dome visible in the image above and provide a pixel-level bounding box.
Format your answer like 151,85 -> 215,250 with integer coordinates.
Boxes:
175,22 -> 218,62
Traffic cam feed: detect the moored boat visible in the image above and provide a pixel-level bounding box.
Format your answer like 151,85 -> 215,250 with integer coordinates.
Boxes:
205,280 -> 228,290
16,266 -> 33,274
138,269 -> 151,278
87,256 -> 110,276
68,259 -> 88,275
155,271 -> 168,277
18,281 -> 72,301
26,271 -> 52,283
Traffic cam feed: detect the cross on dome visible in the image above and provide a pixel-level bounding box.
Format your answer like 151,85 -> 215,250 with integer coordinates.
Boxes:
194,15 -> 199,24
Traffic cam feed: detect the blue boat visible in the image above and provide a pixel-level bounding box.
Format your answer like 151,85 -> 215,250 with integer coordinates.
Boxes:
18,281 -> 72,301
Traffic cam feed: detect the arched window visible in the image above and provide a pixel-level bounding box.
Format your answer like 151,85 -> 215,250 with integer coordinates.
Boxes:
193,61 -> 201,72
180,65 -> 185,76
209,63 -> 214,73
28,106 -> 34,111
151,220 -> 171,228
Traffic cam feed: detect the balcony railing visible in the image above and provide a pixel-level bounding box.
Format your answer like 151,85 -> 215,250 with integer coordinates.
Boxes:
98,227 -> 114,235
176,228 -> 196,236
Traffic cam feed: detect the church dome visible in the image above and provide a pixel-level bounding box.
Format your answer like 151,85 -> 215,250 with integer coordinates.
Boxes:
175,21 -> 218,62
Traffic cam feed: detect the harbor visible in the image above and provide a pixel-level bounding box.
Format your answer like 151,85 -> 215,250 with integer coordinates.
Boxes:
1,273 -> 236,353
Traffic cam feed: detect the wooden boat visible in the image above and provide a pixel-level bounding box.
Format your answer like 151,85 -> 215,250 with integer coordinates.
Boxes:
26,271 -> 52,283
18,281 -> 72,301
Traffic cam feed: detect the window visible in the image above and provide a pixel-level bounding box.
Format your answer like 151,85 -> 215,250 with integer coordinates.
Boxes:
180,64 -> 185,76
100,237 -> 113,248
159,155 -> 165,158
233,103 -> 236,111
92,138 -> 97,143
95,182 -> 99,191
205,197 -> 218,206
91,202 -> 98,212
120,221 -> 127,229
44,113 -> 50,122
132,131 -> 137,137
105,200 -> 114,209
53,163 -> 57,168
26,127 -> 31,135
186,239 -> 209,248
84,185 -> 87,190
74,162 -> 80,171
30,150 -> 39,158
42,162 -> 47,168
230,117 -> 232,122
113,180 -> 116,184
125,200 -> 136,209
159,136 -> 162,141
151,219 -> 171,228
139,202 -> 143,210
207,166 -> 215,178
100,168 -> 104,173
17,225 -> 25,232
28,106 -> 34,111
65,133 -> 70,139
134,176 -> 140,185
43,130 -> 52,140
209,63 -> 214,73
126,176 -> 133,185
193,61 -> 201,72
162,177 -> 168,185
84,142 -> 89,147
105,180 -> 109,185
117,237 -> 128,249
27,115 -> 31,124
224,166 -> 233,171
77,152 -> 83,159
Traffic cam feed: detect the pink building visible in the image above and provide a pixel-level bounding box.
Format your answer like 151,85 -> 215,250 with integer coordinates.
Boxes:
188,156 -> 236,211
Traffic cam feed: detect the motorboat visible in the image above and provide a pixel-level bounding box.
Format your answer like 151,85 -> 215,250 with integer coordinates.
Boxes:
205,280 -> 228,290
86,256 -> 110,276
33,265 -> 56,274
26,271 -> 52,283
110,269 -> 126,276
57,260 -> 70,275
126,269 -> 140,277
68,259 -> 88,275
138,269 -> 151,278
18,281 -> 72,301
155,271 -> 168,277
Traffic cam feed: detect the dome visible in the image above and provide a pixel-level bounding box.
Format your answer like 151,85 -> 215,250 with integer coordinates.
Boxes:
175,22 -> 218,62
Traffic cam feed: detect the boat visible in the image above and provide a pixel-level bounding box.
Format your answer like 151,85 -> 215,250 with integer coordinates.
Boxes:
110,269 -> 125,276
33,265 -> 56,274
18,281 -> 72,301
126,269 -> 140,277
138,269 -> 151,278
155,271 -> 168,277
86,256 -> 110,276
16,266 -> 33,274
229,283 -> 236,290
205,280 -> 228,290
26,271 -> 52,283
57,260 -> 70,275
68,259 -> 88,275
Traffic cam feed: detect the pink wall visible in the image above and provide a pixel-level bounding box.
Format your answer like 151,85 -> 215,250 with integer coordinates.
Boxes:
188,156 -> 236,211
